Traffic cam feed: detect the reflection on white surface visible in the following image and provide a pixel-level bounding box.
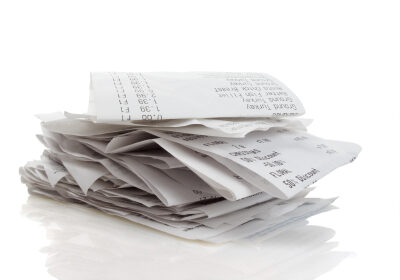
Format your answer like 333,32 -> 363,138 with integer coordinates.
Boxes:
22,195 -> 351,280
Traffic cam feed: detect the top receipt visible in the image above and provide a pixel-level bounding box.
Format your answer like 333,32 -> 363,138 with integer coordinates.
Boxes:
89,72 -> 305,121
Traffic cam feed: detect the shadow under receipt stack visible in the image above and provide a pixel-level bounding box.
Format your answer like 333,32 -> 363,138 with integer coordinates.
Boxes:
19,72 -> 361,242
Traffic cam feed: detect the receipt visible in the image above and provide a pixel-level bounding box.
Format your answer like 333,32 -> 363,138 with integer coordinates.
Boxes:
90,72 -> 305,121
146,128 -> 361,199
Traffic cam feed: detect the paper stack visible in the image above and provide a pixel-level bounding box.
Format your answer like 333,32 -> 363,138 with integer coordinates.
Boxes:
20,72 -> 360,242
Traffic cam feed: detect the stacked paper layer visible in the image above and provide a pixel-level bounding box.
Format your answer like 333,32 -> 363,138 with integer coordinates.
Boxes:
20,72 -> 361,242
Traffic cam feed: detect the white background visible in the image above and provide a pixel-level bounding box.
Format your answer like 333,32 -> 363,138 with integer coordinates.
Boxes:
1,0 -> 399,279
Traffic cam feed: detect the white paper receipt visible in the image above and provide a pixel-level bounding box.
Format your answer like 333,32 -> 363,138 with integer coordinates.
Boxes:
147,128 -> 361,199
89,72 -> 305,121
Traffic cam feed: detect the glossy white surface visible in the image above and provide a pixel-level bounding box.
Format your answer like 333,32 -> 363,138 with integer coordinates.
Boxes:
1,0 -> 400,279
21,196 -> 347,280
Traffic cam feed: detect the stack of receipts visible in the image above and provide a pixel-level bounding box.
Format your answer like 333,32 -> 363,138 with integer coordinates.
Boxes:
20,72 -> 361,243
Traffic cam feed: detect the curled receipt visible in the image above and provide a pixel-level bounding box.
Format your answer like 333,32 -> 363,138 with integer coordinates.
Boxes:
89,72 -> 305,121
